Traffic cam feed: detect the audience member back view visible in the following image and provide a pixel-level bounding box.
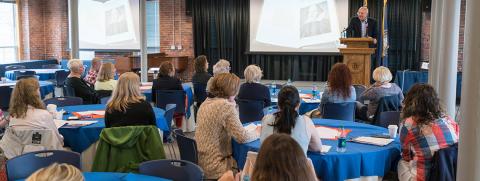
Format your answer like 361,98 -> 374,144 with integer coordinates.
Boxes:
105,72 -> 156,128
237,65 -> 271,107
65,59 -> 99,104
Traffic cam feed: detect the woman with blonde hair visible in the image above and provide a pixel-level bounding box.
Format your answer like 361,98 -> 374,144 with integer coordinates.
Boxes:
26,163 -> 84,181
195,73 -> 259,179
105,72 -> 156,128
7,77 -> 64,143
237,64 -> 271,107
94,62 -> 117,91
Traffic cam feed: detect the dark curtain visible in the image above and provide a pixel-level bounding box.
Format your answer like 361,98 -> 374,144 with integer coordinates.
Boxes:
192,0 -> 424,81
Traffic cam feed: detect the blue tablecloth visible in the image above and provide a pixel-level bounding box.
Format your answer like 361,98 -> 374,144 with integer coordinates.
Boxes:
17,172 -> 170,181
58,104 -> 167,153
142,84 -> 194,118
0,81 -> 54,108
271,88 -> 320,115
5,69 -> 67,81
232,119 -> 401,181
394,70 -> 462,98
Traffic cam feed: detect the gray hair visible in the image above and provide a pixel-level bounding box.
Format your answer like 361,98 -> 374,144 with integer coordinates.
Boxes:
244,65 -> 263,83
67,59 -> 83,73
213,59 -> 231,75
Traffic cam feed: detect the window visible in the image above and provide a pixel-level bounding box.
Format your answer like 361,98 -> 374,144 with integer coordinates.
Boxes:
146,0 -> 160,53
0,2 -> 17,63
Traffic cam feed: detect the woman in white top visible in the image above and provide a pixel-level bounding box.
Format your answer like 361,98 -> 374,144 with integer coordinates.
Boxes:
260,86 -> 322,154
1,77 -> 64,157
94,62 -> 117,91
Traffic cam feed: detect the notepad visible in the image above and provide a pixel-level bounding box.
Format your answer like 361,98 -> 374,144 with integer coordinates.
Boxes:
316,126 -> 341,139
352,136 -> 394,146
53,119 -> 67,129
303,98 -> 321,103
321,145 -> 331,153
62,120 -> 98,128
244,123 -> 260,132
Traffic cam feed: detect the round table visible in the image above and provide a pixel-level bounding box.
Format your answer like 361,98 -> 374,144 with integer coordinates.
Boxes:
5,69 -> 67,81
270,88 -> 321,115
141,83 -> 194,118
17,172 -> 169,181
0,80 -> 54,108
232,119 -> 401,181
58,104 -> 168,153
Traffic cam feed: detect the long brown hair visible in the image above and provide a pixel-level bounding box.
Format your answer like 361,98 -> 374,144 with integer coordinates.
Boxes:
402,84 -> 445,126
106,72 -> 144,113
96,62 -> 115,82
194,55 -> 208,73
251,134 -> 317,181
158,61 -> 175,77
327,63 -> 352,99
9,77 -> 46,118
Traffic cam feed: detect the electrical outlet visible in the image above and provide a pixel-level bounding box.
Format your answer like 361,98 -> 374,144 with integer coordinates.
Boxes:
177,45 -> 183,50
170,45 -> 176,50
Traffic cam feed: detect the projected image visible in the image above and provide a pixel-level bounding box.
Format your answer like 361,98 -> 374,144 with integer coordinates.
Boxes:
105,6 -> 128,35
300,2 -> 331,38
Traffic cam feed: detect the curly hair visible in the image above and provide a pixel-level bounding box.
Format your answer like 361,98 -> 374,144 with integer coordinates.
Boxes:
194,55 -> 208,73
327,63 -> 352,99
402,84 -> 445,126
208,73 -> 240,98
9,77 -> 45,119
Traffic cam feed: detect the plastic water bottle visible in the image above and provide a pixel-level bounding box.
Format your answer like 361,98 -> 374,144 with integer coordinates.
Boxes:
286,78 -> 292,86
270,81 -> 277,97
312,84 -> 318,100
337,126 -> 347,153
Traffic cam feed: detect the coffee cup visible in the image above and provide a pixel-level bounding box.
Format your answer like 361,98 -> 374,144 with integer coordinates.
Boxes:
46,104 -> 57,113
388,125 -> 399,138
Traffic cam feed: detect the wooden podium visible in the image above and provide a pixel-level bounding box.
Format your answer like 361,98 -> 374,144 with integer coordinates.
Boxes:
339,38 -> 376,86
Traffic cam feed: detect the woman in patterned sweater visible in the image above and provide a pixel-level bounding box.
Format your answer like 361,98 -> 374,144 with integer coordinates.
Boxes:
195,73 -> 259,179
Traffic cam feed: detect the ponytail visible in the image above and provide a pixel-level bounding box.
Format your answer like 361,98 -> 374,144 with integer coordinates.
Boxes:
272,86 -> 300,135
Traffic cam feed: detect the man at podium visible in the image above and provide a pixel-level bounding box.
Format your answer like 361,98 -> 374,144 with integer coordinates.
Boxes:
346,6 -> 378,45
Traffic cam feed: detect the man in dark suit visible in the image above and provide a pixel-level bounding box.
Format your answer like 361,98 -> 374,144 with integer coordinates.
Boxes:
347,6 -> 378,45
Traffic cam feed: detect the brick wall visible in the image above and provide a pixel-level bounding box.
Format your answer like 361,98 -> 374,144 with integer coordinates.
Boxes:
420,0 -> 466,71
18,0 -> 69,61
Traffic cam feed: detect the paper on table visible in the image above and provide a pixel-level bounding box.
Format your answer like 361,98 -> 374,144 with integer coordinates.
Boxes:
302,98 -> 321,103
271,98 -> 278,103
321,145 -> 331,153
74,111 -> 105,116
63,120 -> 98,127
53,119 -> 66,129
299,93 -> 312,99
352,136 -> 394,146
316,126 -> 340,139
244,123 -> 259,132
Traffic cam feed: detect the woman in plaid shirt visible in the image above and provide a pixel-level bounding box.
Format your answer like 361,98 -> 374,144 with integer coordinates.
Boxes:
398,84 -> 459,181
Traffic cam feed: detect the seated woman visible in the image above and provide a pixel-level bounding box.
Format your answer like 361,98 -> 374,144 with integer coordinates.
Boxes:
195,73 -> 259,179
26,163 -> 84,181
206,59 -> 230,92
105,72 -> 156,128
219,134 -> 317,181
192,55 -> 212,85
151,61 -> 183,103
315,63 -> 356,116
94,62 -> 117,91
398,84 -> 459,181
65,59 -> 99,104
261,86 -> 322,154
1,77 -> 64,158
358,66 -> 403,120
237,65 -> 271,107
83,57 -> 102,86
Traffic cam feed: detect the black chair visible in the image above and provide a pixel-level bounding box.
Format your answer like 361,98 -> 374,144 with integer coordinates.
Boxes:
6,150 -> 81,181
376,111 -> 401,128
174,129 -> 198,164
0,86 -> 13,110
322,102 -> 356,121
54,70 -> 69,87
14,71 -> 36,80
63,85 -> 75,97
96,90 -> 112,99
163,104 -> 177,143
100,96 -> 110,104
155,90 -> 186,114
139,159 -> 203,181
5,65 -> 25,71
353,84 -> 367,101
44,97 -> 83,107
42,64 -> 61,69
428,143 -> 458,181
237,99 -> 265,124
373,95 -> 402,124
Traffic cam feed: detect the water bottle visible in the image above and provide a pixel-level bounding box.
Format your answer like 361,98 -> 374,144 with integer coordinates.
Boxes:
312,84 -> 318,100
270,81 -> 277,97
286,78 -> 292,86
337,126 -> 347,153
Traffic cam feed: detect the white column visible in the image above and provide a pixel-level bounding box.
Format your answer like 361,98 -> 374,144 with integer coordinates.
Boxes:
139,0 -> 148,82
428,0 -> 442,88
429,0 -> 460,117
457,0 -> 480,180
68,0 -> 79,59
